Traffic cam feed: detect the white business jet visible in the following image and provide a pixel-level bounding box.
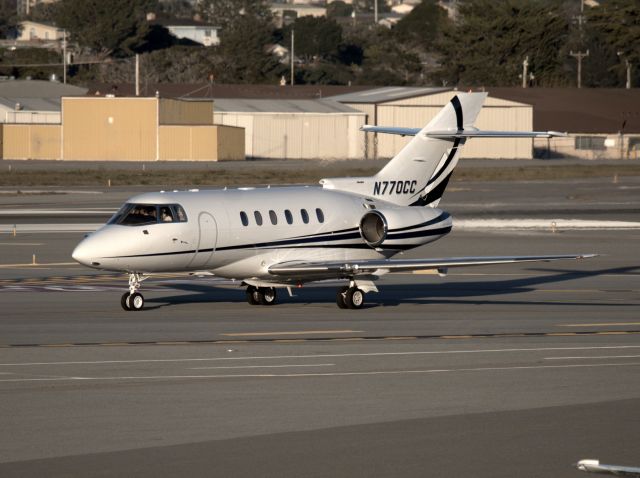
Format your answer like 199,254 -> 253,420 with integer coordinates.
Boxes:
72,92 -> 593,311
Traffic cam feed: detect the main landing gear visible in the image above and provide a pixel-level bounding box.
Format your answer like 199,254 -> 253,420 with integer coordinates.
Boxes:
336,285 -> 365,309
121,273 -> 147,311
246,285 -> 277,306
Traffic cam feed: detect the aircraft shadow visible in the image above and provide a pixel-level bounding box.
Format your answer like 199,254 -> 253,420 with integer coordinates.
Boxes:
142,265 -> 640,310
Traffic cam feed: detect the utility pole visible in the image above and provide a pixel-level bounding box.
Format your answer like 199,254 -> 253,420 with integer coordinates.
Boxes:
290,29 -> 295,86
135,54 -> 140,96
617,52 -> 632,89
522,56 -> 529,88
62,30 -> 67,84
374,0 -> 378,24
569,50 -> 589,88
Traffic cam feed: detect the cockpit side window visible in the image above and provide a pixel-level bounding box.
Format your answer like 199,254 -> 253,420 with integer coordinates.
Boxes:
172,204 -> 188,222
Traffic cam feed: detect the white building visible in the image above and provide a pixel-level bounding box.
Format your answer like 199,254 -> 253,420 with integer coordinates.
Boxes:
165,22 -> 220,47
17,21 -> 64,42
213,98 -> 366,160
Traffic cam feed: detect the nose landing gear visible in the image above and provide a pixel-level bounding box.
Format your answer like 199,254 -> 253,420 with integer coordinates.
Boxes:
121,273 -> 147,311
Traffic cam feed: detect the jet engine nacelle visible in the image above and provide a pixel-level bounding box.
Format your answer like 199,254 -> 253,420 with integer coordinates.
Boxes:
359,207 -> 451,249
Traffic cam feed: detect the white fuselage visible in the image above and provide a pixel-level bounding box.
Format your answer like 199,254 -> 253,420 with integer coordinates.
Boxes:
72,186 -> 452,283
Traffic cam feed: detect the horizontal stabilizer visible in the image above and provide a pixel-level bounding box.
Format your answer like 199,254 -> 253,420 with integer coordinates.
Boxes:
269,254 -> 596,277
360,125 -> 567,139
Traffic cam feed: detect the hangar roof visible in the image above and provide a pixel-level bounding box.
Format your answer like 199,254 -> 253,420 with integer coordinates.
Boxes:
213,98 -> 363,114
0,80 -> 87,98
487,87 -> 640,134
326,87 -> 450,104
0,97 -> 61,111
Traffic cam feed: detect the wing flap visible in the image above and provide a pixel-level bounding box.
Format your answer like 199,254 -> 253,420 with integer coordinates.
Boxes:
269,254 -> 596,277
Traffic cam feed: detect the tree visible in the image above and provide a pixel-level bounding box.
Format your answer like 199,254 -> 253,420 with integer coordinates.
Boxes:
285,16 -> 342,63
0,0 -> 18,39
586,0 -> 640,87
196,0 -> 272,30
54,0 -> 155,57
0,47 -> 62,80
394,0 -> 449,47
434,0 -> 571,86
216,15 -> 283,83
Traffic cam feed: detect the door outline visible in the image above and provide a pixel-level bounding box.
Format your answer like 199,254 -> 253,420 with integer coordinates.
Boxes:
188,212 -> 217,269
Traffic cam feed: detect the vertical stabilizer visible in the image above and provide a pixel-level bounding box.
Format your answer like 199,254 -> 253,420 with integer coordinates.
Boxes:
374,92 -> 486,207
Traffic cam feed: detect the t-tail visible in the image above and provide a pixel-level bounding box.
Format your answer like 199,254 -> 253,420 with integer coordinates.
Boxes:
321,92 -> 566,207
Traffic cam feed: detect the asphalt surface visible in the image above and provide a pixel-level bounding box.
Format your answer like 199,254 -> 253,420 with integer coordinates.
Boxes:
0,173 -> 639,477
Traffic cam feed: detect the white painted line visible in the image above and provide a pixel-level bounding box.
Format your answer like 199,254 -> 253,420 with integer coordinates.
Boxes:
221,330 -> 362,337
455,219 -> 640,230
0,362 -> 639,383
189,363 -> 335,370
3,345 -> 640,367
0,224 -> 102,233
0,209 -> 112,215
558,322 -> 640,327
545,355 -> 640,360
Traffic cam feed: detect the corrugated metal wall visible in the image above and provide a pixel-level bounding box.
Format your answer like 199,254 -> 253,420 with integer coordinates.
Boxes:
62,98 -> 157,161
213,112 -> 365,159
159,99 -> 214,125
2,124 -> 60,159
158,125 -> 244,161
215,125 -> 245,161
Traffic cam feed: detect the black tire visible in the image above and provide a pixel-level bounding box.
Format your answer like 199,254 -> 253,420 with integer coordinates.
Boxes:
336,286 -> 349,309
129,292 -> 145,311
246,286 -> 260,305
121,292 -> 131,311
258,287 -> 277,306
345,287 -> 365,310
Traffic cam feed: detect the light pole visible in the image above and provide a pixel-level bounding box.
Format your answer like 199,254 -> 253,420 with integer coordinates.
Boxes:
569,49 -> 589,88
617,51 -> 632,89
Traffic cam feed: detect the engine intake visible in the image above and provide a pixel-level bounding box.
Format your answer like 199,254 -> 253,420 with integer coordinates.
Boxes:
359,210 -> 387,247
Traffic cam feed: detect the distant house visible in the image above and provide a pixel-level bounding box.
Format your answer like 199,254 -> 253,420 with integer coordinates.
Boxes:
150,15 -> 220,46
17,21 -> 64,42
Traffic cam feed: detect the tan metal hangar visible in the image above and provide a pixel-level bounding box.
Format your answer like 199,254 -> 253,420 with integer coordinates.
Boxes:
2,95 -> 244,161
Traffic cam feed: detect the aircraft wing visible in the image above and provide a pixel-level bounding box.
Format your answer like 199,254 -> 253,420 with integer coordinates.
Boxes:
576,459 -> 640,477
268,254 -> 595,278
360,125 -> 567,139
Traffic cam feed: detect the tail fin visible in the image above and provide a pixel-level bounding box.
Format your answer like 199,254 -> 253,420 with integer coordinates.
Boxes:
374,92 -> 486,207
320,92 -> 487,207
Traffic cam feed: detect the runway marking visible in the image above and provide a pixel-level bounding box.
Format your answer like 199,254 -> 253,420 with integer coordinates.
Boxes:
558,322 -> 640,327
2,330 -> 640,348
1,362 -> 639,383
3,345 -> 640,367
221,330 -> 363,337
189,364 -> 335,370
0,262 -> 78,268
545,355 -> 640,360
0,243 -> 44,246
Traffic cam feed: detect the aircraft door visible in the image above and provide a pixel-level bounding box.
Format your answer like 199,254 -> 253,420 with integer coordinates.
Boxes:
188,212 -> 217,269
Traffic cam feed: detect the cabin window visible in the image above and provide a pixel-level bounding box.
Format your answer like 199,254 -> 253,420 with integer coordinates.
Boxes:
300,209 -> 309,224
316,208 -> 324,223
240,211 -> 249,226
269,210 -> 278,225
284,209 -> 293,225
254,211 -> 263,226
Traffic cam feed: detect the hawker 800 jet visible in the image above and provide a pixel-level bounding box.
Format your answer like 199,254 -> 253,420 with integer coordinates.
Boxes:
72,92 -> 594,311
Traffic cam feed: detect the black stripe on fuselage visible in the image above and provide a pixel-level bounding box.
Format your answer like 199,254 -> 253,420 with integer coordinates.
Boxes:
106,226 -> 451,259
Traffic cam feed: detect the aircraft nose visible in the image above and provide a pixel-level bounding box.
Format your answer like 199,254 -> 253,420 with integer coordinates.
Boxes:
72,238 -> 92,266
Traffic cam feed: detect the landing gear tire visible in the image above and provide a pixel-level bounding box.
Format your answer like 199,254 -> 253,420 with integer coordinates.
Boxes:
128,292 -> 145,311
121,292 -> 131,311
345,287 -> 365,310
246,286 -> 260,305
258,287 -> 277,306
336,286 -> 349,309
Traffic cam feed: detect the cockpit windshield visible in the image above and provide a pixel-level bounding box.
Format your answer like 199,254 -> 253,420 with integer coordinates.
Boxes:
108,203 -> 188,226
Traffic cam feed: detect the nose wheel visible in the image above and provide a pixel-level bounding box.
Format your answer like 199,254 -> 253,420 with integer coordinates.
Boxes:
121,273 -> 147,311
